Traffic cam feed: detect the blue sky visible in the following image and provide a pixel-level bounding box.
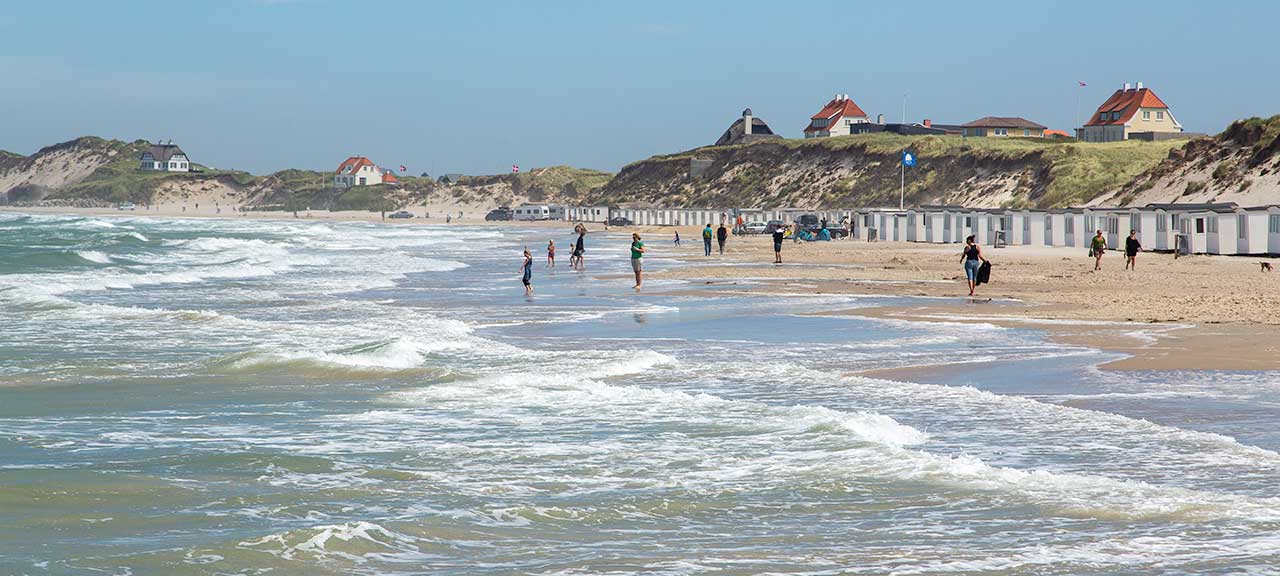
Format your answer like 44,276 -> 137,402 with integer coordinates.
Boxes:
0,0 -> 1274,175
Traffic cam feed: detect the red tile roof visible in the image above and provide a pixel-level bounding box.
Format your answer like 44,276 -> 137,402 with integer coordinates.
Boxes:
335,156 -> 376,174
382,171 -> 398,183
1085,87 -> 1170,126
805,96 -> 868,134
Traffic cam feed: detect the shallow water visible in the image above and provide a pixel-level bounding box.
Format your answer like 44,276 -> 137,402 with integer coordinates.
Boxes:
2,213 -> 1279,575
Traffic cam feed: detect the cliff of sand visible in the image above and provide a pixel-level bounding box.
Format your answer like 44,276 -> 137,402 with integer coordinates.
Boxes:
1092,115 -> 1280,207
589,133 -> 1183,209
0,137 -> 612,212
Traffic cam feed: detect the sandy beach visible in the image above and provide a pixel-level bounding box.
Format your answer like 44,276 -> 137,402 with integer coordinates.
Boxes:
638,229 -> 1280,371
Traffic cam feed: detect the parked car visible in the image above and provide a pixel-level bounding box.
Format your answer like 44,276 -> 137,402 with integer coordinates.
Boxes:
607,216 -> 634,227
117,202 -> 136,211
484,208 -> 512,221
742,221 -> 767,234
764,220 -> 788,234
388,210 -> 414,219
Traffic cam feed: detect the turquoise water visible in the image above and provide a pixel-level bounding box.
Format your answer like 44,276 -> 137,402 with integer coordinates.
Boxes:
2,212 -> 1280,575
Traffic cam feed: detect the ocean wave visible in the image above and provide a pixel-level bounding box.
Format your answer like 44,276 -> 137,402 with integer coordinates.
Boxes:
239,520 -> 431,564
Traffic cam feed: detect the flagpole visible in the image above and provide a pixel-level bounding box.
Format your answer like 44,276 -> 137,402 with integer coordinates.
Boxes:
900,154 -> 905,211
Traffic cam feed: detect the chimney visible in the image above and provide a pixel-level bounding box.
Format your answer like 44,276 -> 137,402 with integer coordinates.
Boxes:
834,93 -> 841,102
743,108 -> 752,136
1123,82 -> 1131,90
877,113 -> 885,124
1136,81 -> 1144,90
923,119 -> 932,127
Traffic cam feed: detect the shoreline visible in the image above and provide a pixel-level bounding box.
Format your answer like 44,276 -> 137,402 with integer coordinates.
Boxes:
8,206 -> 1280,370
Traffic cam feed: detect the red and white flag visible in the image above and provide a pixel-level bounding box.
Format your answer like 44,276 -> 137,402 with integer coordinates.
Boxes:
399,165 -> 407,173
1077,81 -> 1087,87
512,164 -> 519,174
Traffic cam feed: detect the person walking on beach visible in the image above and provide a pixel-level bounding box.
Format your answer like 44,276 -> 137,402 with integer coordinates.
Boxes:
674,230 -> 681,245
772,225 -> 785,264
572,224 -> 586,270
630,233 -> 646,289
546,240 -> 556,267
716,223 -> 728,255
962,235 -> 987,296
520,248 -> 534,295
702,223 -> 713,256
1124,229 -> 1142,270
1090,230 -> 1107,271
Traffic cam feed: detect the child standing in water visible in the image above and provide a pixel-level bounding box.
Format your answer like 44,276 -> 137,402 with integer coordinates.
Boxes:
546,240 -> 556,267
520,249 -> 533,295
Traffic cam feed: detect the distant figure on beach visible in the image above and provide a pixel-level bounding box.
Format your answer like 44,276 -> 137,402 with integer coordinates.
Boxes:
716,223 -> 728,255
792,223 -> 801,243
735,214 -> 744,234
630,233 -> 645,289
702,224 -> 713,256
840,217 -> 850,240
520,248 -> 533,295
572,224 -> 586,270
962,235 -> 987,296
1091,230 -> 1107,270
546,240 -> 556,267
1124,230 -> 1141,270
674,230 -> 681,245
772,225 -> 785,263
446,215 -> 452,224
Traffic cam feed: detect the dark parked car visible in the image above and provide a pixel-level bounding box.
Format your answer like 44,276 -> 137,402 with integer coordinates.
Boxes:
795,214 -> 847,238
484,208 -> 512,221
765,220 -> 787,234
607,216 -> 634,227
388,210 -> 414,219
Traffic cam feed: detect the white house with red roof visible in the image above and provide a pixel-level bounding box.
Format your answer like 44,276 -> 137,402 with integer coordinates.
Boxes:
1078,82 -> 1183,142
804,94 -> 869,138
333,156 -> 398,188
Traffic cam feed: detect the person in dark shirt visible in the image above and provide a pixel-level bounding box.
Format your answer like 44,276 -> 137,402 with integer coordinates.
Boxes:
1124,229 -> 1142,271
772,227 -> 785,263
716,224 -> 729,255
572,224 -> 586,270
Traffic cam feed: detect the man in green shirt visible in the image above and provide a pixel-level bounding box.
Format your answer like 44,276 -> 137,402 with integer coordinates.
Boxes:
1090,230 -> 1107,271
630,233 -> 646,289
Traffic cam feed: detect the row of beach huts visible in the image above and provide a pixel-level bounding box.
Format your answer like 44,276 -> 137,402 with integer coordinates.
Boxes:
560,203 -> 1280,256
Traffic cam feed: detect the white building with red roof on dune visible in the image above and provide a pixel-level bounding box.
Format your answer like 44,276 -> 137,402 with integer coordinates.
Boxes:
333,156 -> 399,188
1078,82 -> 1183,142
804,94 -> 869,138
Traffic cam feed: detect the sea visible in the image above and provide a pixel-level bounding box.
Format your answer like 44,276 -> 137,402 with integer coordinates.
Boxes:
2,212 -> 1279,575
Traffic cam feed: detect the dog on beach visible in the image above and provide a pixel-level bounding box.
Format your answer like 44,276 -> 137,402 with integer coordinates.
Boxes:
1263,262 -> 1274,272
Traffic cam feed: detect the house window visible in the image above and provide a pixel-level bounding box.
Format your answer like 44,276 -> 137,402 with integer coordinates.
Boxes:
965,216 -> 973,228
1270,215 -> 1280,234
358,177 -> 366,185
1156,111 -> 1164,121
1108,217 -> 1119,234
1157,215 -> 1167,232
994,128 -> 1008,136
1111,111 -> 1121,120
1023,129 -> 1030,136
1208,217 -> 1218,234
1143,110 -> 1150,120
1099,113 -> 1107,121
1196,218 -> 1205,234
1239,215 -> 1247,239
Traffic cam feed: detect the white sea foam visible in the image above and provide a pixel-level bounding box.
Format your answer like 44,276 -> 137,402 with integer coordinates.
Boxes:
74,250 -> 112,264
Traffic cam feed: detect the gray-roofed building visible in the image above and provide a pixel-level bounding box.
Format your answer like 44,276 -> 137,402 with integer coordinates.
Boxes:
139,141 -> 191,172
715,108 -> 782,146
961,117 -> 1047,138
437,173 -> 464,185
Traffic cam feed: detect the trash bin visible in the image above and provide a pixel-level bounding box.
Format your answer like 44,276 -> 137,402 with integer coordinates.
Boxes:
1174,233 -> 1190,256
867,227 -> 878,242
993,230 -> 1007,248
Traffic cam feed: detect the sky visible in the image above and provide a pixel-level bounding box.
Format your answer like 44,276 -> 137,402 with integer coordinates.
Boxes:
1,0 -> 1276,175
